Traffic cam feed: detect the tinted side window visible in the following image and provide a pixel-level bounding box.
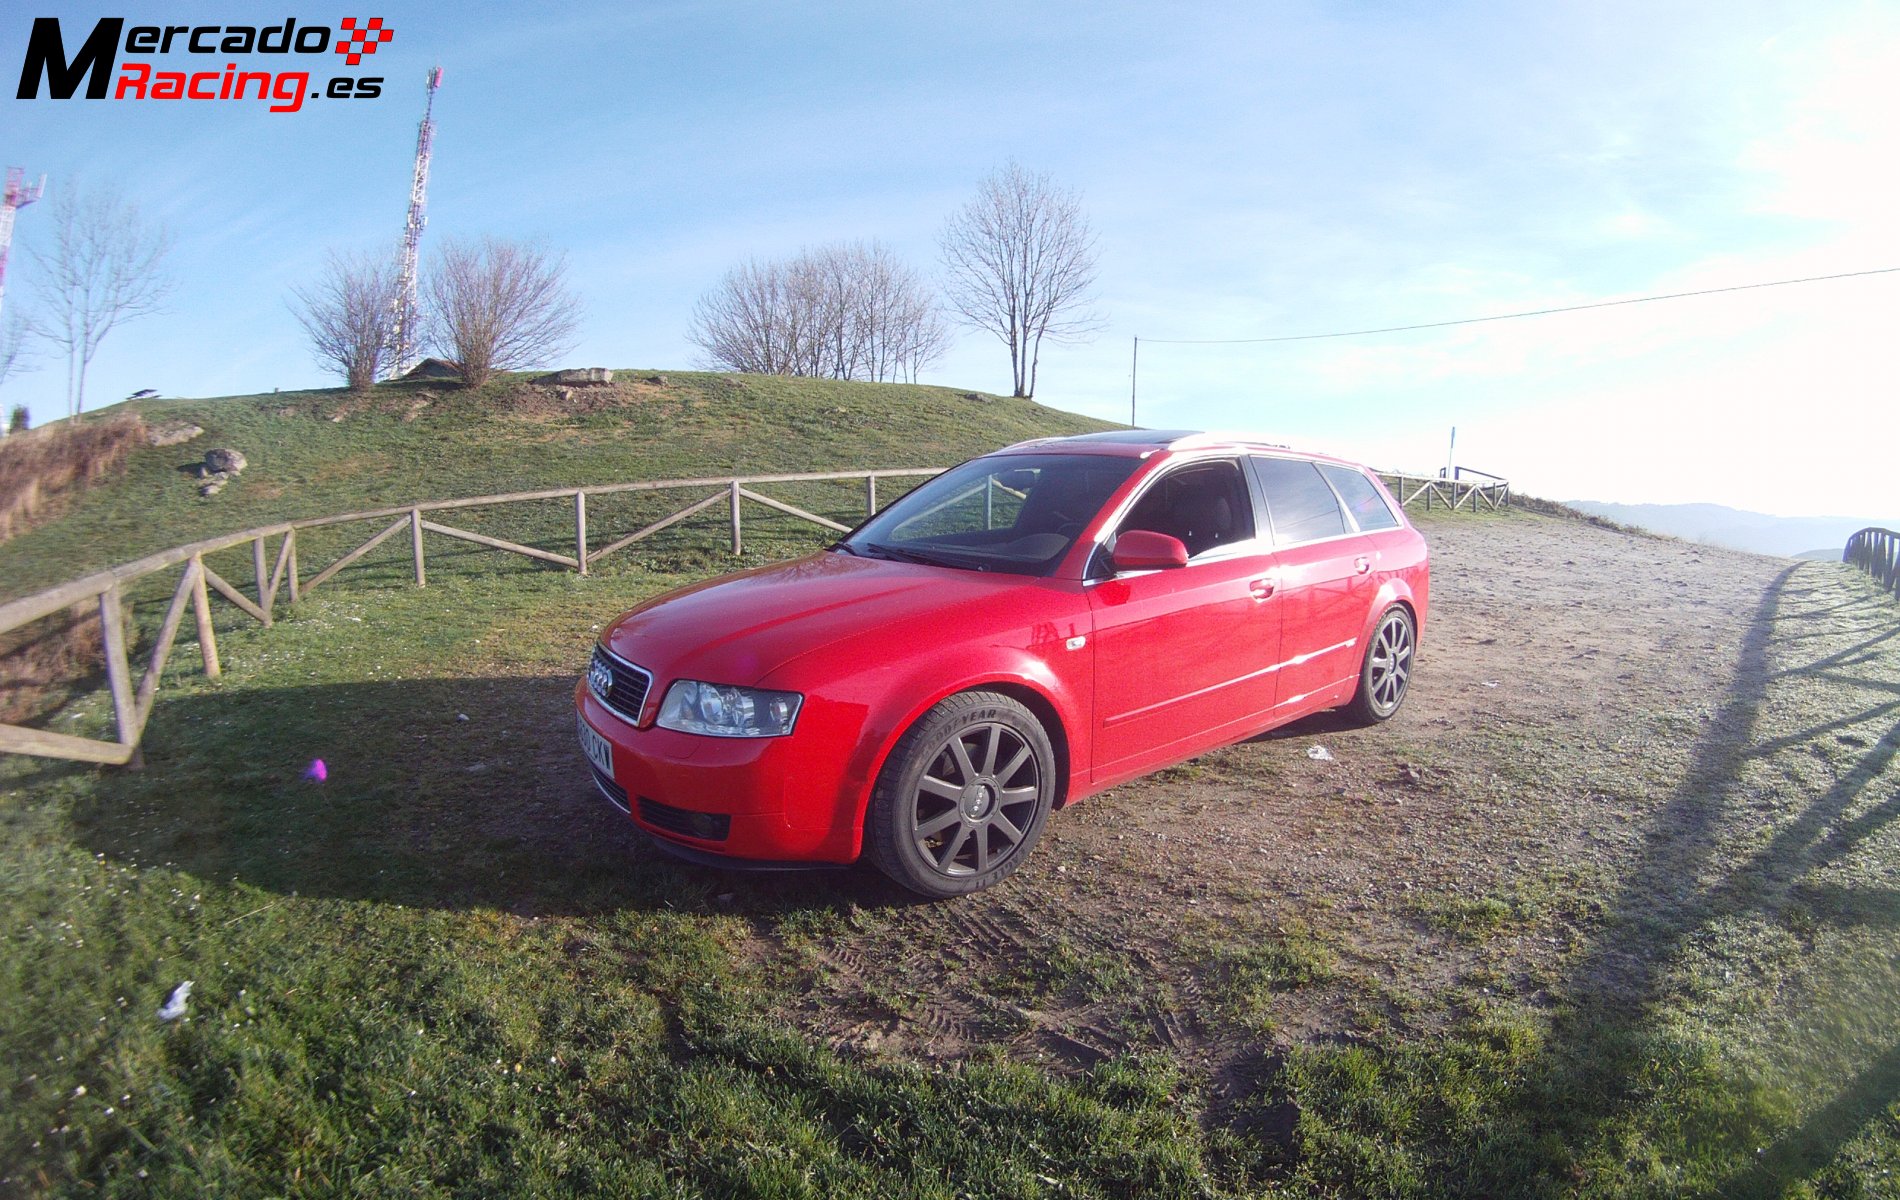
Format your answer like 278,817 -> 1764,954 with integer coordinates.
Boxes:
1119,460 -> 1256,557
1253,457 -> 1346,543
1319,464 -> 1401,532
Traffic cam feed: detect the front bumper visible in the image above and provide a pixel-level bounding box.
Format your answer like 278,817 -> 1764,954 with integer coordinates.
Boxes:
574,681 -> 861,864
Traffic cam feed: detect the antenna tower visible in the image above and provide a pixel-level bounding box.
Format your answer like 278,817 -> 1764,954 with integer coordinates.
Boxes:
389,66 -> 442,377
0,168 -> 47,323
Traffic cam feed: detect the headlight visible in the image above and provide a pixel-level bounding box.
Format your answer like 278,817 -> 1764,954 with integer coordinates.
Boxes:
656,680 -> 803,738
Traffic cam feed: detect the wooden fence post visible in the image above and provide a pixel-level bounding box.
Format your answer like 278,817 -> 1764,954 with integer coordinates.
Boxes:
575,491 -> 589,576
411,507 -> 426,587
99,585 -> 138,757
730,480 -> 743,555
252,537 -> 271,626
190,553 -> 221,678
286,530 -> 300,604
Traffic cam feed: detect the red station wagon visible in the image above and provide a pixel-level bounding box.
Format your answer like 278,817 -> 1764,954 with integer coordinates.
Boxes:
576,431 -> 1429,897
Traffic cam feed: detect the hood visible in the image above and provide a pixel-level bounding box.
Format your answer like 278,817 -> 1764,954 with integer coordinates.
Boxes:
604,551 -> 1039,686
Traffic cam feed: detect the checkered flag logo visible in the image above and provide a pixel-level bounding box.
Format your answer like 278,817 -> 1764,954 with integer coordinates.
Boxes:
335,17 -> 394,66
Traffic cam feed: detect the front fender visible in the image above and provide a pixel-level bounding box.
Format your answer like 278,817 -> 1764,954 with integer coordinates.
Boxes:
772,645 -> 1087,859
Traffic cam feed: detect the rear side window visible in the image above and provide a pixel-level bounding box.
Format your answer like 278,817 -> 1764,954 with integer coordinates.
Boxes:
1319,464 -> 1401,532
1252,457 -> 1347,544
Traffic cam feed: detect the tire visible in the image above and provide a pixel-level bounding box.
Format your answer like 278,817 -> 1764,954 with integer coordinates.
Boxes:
1347,606 -> 1415,724
866,691 -> 1055,898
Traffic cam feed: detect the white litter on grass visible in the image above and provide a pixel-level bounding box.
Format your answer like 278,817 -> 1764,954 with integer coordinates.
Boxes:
1307,745 -> 1334,761
157,981 -> 193,1022
1482,681 -> 1499,688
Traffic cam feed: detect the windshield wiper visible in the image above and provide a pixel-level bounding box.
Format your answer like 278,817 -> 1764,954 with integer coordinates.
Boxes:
863,542 -> 988,570
829,540 -> 858,555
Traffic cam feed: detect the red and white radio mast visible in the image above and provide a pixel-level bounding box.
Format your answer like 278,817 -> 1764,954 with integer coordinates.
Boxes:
388,66 -> 442,377
0,168 -> 47,323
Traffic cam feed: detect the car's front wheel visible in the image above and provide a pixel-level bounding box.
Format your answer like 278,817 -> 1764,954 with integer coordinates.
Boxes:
1347,605 -> 1415,724
866,691 -> 1055,898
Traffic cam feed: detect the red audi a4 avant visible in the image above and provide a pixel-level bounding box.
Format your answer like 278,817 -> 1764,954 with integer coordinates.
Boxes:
576,430 -> 1429,897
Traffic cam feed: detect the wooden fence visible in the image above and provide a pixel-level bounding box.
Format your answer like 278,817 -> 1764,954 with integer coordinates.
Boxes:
1844,528 -> 1900,598
2,457 -> 1511,769
0,468 -> 940,768
1377,466 -> 1511,512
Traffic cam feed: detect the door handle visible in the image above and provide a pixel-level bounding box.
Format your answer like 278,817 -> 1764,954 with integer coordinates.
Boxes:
1249,578 -> 1275,600
1354,557 -> 1371,575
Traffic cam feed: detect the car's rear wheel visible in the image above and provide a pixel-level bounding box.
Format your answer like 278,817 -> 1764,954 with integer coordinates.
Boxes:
866,691 -> 1055,898
1348,606 -> 1415,723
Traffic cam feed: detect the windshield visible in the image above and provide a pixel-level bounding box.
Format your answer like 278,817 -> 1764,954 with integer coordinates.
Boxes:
843,452 -> 1141,575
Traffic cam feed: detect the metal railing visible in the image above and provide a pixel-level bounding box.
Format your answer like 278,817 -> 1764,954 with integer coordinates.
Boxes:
0,468 -> 941,768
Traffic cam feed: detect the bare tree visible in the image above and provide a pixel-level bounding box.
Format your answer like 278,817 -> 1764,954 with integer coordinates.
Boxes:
939,162 -> 1100,398
289,252 -> 400,391
689,241 -> 947,383
29,184 -> 173,419
0,313 -> 33,431
424,237 -> 580,389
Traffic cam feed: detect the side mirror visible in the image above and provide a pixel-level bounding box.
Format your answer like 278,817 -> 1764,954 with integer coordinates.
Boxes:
1112,529 -> 1188,571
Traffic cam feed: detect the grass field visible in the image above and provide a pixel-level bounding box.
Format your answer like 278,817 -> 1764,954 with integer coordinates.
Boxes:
0,371 -> 1114,603
2,378 -> 1897,1196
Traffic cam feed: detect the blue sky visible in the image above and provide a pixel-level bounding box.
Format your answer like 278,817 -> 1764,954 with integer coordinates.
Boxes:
4,0 -> 1896,515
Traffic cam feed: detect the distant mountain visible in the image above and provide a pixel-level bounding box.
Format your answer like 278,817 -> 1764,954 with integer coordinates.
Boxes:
1563,501 -> 1898,559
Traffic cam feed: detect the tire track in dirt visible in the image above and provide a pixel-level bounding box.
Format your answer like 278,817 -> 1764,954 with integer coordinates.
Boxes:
754,511 -> 1798,1076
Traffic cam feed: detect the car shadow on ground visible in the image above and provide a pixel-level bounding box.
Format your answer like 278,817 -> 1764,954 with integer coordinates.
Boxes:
70,671 -> 926,919
1486,562 -> 1900,1194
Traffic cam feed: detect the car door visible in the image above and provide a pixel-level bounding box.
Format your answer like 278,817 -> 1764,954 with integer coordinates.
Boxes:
1088,459 -> 1282,781
1250,456 -> 1374,716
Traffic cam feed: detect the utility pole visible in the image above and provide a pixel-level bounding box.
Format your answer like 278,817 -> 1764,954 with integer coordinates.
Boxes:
388,66 -> 443,378
1129,336 -> 1138,427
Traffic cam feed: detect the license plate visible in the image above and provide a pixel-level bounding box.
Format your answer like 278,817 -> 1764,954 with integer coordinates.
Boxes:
577,715 -> 614,776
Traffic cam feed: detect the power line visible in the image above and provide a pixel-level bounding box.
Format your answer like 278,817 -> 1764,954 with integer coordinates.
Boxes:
1138,266 -> 1900,345
1128,264 -> 1900,425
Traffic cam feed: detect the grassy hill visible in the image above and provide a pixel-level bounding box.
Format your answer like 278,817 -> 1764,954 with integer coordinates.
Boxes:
0,371 -> 1115,602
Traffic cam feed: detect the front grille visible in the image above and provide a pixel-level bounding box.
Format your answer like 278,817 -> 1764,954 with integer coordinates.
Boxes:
589,764 -> 630,813
589,647 -> 652,725
637,797 -> 731,842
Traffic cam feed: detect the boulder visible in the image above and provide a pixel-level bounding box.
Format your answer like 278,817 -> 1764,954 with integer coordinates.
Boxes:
204,448 -> 247,474
531,368 -> 613,386
148,421 -> 204,447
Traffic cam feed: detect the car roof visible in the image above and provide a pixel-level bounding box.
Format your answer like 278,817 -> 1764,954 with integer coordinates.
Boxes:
994,429 -> 1358,466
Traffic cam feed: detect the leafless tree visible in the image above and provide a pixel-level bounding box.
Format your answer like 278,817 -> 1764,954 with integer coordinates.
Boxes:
690,241 -> 947,383
0,313 -> 34,430
289,252 -> 400,391
939,161 -> 1100,398
29,184 -> 173,419
424,237 -> 581,389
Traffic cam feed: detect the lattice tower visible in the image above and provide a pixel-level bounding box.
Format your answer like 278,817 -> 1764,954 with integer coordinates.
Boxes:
0,168 -> 47,323
388,67 -> 442,377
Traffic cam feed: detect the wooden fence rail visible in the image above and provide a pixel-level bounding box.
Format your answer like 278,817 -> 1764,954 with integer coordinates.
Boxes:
1376,469 -> 1511,513
2,458 -> 1511,770
1844,528 -> 1900,599
0,467 -> 941,768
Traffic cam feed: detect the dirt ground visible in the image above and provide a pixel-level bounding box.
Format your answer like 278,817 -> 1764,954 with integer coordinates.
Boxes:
740,510 -> 1802,1076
